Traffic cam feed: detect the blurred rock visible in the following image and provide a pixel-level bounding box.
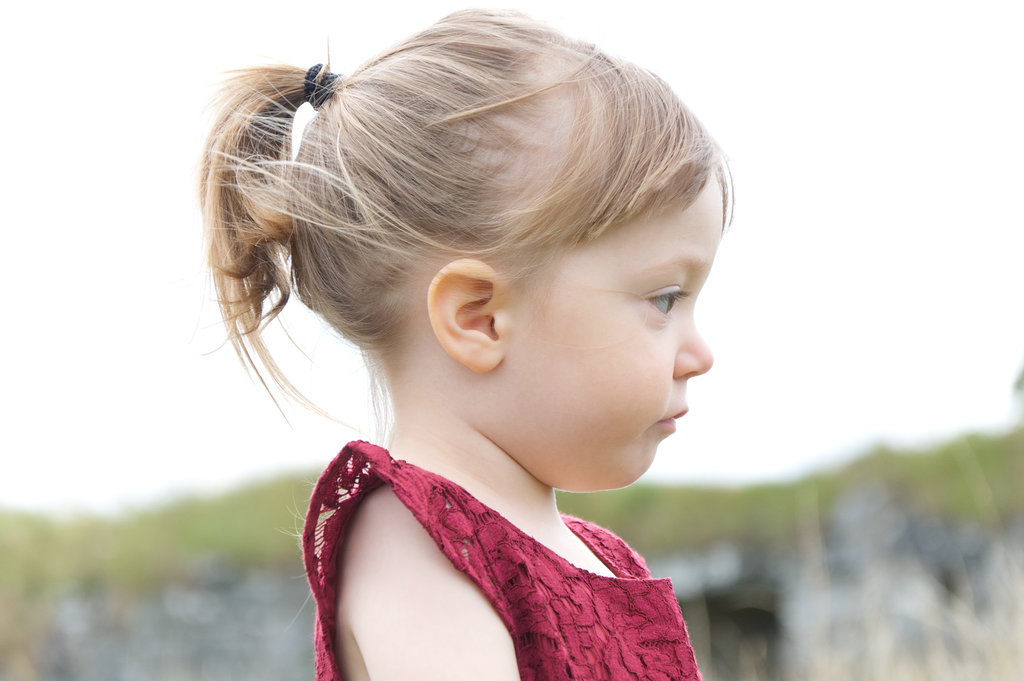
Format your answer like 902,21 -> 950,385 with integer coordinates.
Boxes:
651,484 -> 1024,681
37,559 -> 313,681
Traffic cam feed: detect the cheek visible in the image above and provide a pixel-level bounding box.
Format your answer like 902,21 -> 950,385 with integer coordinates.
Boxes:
513,295 -> 671,429
532,289 -> 642,350
560,344 -> 667,421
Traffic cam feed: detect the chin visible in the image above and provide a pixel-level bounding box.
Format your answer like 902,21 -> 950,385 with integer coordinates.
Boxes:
609,462 -> 655,490
615,446 -> 660,488
564,456 -> 656,493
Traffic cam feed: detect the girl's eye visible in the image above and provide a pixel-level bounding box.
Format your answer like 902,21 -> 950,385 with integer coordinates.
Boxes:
648,288 -> 686,315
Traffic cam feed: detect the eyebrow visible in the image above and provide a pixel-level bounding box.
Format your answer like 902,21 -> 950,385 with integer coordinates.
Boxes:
643,253 -> 714,278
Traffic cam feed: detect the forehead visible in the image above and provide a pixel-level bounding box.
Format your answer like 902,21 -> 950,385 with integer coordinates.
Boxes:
554,184 -> 723,284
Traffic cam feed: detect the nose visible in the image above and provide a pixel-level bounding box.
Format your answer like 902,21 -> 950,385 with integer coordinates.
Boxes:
674,326 -> 714,379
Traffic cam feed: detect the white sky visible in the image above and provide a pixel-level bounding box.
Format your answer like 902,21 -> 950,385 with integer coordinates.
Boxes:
2,0 -> 1022,514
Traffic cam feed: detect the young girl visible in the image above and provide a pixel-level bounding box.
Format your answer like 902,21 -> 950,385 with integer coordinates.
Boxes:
200,9 -> 728,681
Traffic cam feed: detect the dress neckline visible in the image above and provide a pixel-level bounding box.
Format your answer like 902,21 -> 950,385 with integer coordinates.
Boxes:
372,446 -> 671,586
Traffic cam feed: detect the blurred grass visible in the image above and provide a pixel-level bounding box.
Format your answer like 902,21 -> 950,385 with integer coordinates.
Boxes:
2,426 -> 1021,594
1,474 -> 311,596
557,425 -> 1024,556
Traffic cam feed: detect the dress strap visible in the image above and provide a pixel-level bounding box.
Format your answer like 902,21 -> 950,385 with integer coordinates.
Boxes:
562,515 -> 652,579
303,441 -> 390,681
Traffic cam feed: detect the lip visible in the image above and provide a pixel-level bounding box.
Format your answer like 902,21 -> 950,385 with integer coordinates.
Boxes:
657,408 -> 688,432
663,407 -> 688,422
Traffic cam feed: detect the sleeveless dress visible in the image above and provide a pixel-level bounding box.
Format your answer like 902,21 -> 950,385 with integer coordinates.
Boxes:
302,441 -> 702,681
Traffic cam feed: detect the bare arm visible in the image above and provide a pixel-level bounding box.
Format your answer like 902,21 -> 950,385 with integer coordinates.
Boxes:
337,487 -> 521,681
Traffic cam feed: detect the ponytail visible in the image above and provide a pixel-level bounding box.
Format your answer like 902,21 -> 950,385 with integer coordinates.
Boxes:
199,65 -> 309,403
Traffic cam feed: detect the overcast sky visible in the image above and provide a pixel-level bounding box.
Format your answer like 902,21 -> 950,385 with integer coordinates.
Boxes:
2,0 -> 1022,513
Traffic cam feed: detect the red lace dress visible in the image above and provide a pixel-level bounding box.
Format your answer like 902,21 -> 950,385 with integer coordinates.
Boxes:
303,441 -> 702,681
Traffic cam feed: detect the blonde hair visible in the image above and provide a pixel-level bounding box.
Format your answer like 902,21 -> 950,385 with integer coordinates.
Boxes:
200,9 -> 729,407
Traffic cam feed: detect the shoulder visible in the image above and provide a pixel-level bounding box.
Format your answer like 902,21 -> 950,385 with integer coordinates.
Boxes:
337,485 -> 521,681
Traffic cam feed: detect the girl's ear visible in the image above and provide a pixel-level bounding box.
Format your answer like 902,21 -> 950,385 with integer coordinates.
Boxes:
427,259 -> 510,373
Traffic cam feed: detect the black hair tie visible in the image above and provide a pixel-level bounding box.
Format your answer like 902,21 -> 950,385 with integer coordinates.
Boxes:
304,64 -> 341,110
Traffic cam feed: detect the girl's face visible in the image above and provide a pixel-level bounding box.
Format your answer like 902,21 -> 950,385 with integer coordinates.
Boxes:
487,182 -> 723,492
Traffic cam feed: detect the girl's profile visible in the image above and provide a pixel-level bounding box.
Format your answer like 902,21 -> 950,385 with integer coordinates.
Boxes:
200,9 -> 729,680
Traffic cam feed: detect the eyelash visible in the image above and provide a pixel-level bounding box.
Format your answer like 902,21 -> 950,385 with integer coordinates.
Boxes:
648,288 -> 687,315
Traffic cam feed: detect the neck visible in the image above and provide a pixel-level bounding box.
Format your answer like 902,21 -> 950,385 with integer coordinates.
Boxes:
380,316 -> 565,534
386,406 -> 561,531
379,347 -> 616,578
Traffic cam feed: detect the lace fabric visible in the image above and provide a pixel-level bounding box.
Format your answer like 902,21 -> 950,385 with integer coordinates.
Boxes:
303,441 -> 702,681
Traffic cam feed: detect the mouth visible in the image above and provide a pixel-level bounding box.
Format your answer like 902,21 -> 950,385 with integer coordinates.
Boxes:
663,406 -> 688,421
657,408 -> 688,432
